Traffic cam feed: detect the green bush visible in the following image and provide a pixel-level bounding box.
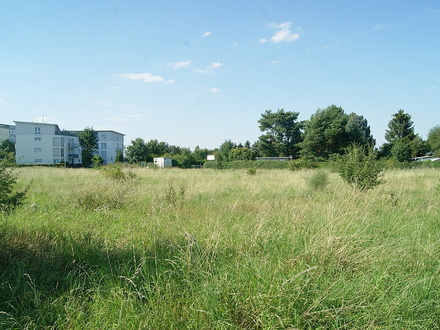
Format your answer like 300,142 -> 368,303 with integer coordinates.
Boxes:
307,170 -> 329,191
0,161 -> 28,213
333,144 -> 384,192
100,163 -> 137,181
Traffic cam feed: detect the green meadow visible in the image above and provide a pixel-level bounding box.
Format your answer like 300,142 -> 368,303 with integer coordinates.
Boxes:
1,166 -> 439,329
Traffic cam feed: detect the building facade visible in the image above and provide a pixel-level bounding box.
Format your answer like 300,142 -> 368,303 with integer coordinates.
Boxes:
0,124 -> 15,143
13,121 -> 124,166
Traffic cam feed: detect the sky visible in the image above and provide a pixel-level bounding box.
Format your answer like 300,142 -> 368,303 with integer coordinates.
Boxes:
1,0 -> 439,150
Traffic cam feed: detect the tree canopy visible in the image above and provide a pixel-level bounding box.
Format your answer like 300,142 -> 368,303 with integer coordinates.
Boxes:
256,109 -> 302,157
78,127 -> 98,167
428,125 -> 440,157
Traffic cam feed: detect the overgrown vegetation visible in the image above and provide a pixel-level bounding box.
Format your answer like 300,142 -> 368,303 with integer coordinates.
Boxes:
0,161 -> 28,213
0,167 -> 439,328
333,144 -> 385,192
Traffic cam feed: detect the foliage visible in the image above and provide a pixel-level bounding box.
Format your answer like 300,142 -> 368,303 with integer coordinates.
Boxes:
204,159 -> 291,170
288,158 -> 320,171
256,108 -> 302,157
301,106 -> 375,160
333,144 -> 384,191
91,154 -> 104,167
78,127 -> 98,168
115,149 -> 124,163
1,167 -> 439,328
100,163 -> 137,181
0,139 -> 16,163
0,161 -> 28,212
307,170 -> 329,191
385,109 -> 415,144
125,138 -> 149,163
246,167 -> 257,175
229,147 -> 256,161
428,125 -> 440,156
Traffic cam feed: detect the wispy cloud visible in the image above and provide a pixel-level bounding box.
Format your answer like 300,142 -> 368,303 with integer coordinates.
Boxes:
170,60 -> 192,69
166,79 -> 176,84
202,31 -> 212,37
370,23 -> 392,32
119,73 -> 165,83
0,98 -> 4,105
260,22 -> 300,43
92,102 -> 136,108
110,86 -> 117,90
209,88 -> 221,93
193,62 -> 224,74
427,86 -> 437,91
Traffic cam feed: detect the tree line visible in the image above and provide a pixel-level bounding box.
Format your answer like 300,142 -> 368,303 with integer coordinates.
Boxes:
122,105 -> 440,167
1,105 -> 439,167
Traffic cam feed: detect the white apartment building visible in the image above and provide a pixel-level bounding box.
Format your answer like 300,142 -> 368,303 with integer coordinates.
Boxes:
95,130 -> 124,165
13,121 -> 124,166
0,124 -> 15,143
14,121 -> 82,166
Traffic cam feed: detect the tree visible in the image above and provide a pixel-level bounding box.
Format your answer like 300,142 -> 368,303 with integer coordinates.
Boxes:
125,138 -> 149,164
115,149 -> 124,163
229,147 -> 256,161
385,109 -> 415,144
78,127 -> 98,167
300,105 -> 350,159
384,110 -> 417,162
428,125 -> 440,156
345,113 -> 375,147
256,109 -> 302,157
0,139 -> 16,163
218,140 -> 236,161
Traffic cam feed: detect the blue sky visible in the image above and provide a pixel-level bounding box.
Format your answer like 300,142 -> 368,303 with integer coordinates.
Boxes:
1,0 -> 439,149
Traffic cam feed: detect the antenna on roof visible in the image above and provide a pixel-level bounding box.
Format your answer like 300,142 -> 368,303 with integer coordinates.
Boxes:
42,114 -> 45,123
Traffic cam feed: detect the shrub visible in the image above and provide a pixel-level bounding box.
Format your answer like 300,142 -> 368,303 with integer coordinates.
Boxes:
246,167 -> 257,176
332,144 -> 384,192
0,161 -> 28,213
100,164 -> 137,181
307,170 -> 329,191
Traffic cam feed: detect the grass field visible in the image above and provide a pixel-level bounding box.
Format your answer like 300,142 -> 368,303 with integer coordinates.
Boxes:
1,166 -> 439,329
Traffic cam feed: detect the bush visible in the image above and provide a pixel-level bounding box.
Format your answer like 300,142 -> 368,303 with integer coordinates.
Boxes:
0,161 -> 28,213
307,170 -> 329,191
100,163 -> 137,181
333,144 -> 384,192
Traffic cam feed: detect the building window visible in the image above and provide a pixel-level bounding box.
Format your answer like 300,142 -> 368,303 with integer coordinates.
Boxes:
101,151 -> 107,159
101,142 -> 107,150
34,148 -> 42,153
35,127 -> 41,135
53,148 -> 60,157
35,159 -> 42,163
34,137 -> 41,141
53,159 -> 60,164
61,148 -> 64,157
101,133 -> 107,139
53,137 -> 60,146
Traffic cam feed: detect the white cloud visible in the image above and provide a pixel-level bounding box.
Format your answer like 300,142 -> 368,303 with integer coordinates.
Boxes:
260,22 -> 300,43
110,86 -> 117,90
270,60 -> 280,64
210,88 -> 221,93
427,86 -> 437,91
166,79 -> 176,84
0,98 -> 4,104
170,60 -> 192,69
193,62 -> 224,74
119,73 -> 165,83
202,31 -> 212,37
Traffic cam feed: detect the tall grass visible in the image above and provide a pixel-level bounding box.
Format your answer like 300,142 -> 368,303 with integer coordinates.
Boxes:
0,167 -> 439,328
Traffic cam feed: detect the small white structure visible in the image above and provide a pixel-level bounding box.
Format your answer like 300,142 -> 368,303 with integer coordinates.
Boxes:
207,155 -> 215,161
411,156 -> 440,162
154,157 -> 172,168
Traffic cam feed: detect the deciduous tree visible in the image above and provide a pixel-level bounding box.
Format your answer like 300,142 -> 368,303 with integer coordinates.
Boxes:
428,125 -> 440,156
78,127 -> 98,168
